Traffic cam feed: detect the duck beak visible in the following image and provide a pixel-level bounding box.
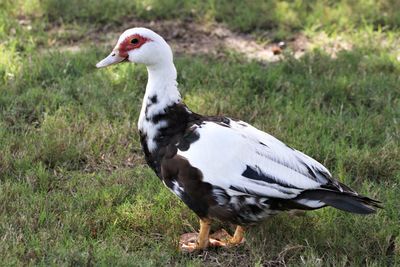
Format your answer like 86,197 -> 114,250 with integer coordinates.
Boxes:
96,51 -> 128,68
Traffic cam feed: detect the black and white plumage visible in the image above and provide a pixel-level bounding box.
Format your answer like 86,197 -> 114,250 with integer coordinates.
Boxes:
97,27 -> 381,250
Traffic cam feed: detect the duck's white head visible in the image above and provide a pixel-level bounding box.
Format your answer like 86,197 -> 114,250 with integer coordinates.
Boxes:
96,27 -> 173,68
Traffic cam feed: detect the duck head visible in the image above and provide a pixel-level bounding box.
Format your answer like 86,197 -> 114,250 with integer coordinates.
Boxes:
96,27 -> 173,68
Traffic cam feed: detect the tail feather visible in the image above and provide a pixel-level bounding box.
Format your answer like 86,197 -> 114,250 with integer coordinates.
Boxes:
295,189 -> 382,214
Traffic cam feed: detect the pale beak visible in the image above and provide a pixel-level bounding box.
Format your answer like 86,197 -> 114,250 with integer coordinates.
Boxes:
96,51 -> 127,68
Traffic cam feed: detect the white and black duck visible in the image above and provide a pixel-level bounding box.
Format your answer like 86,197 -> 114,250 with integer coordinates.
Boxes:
96,28 -> 381,252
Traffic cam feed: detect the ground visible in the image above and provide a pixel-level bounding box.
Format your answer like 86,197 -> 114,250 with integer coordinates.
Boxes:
0,1 -> 399,266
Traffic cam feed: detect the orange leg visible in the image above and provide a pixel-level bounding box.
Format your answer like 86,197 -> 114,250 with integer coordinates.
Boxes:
179,218 -> 211,252
228,225 -> 245,245
197,218 -> 211,249
179,222 -> 245,252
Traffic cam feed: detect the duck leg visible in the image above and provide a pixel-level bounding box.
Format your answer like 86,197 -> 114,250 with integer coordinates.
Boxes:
179,218 -> 212,252
228,225 -> 245,245
208,225 -> 245,247
179,222 -> 245,252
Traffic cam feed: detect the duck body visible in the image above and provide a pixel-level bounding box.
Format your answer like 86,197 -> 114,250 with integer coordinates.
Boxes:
138,96 -> 378,225
96,27 -> 380,251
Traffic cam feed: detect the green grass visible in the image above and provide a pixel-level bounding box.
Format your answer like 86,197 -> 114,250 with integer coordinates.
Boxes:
2,0 -> 400,43
1,1 -> 400,266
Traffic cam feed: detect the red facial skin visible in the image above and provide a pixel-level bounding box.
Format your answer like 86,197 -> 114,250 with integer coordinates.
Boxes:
118,34 -> 151,57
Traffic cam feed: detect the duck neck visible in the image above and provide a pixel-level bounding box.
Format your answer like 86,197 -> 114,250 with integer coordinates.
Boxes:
138,62 -> 182,152
145,62 -> 180,103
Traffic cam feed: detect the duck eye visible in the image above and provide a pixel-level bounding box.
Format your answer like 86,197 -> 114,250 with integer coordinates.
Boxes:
131,38 -> 139,44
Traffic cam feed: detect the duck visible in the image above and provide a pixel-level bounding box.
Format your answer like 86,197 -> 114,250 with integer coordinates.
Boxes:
96,27 -> 381,252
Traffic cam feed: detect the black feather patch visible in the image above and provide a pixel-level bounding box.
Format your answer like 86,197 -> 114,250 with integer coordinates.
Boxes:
150,95 -> 158,104
295,189 -> 382,214
242,165 -> 302,190
177,127 -> 200,151
259,141 -> 269,147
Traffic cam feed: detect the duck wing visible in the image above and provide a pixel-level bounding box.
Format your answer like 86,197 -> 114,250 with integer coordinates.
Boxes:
177,118 -> 380,215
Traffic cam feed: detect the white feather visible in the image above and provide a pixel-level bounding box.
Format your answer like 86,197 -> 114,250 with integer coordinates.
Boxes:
172,180 -> 184,198
138,63 -> 181,152
178,119 -> 331,200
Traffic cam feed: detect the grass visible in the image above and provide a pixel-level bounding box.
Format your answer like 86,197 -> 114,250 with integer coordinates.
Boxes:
1,1 -> 399,266
2,0 -> 400,43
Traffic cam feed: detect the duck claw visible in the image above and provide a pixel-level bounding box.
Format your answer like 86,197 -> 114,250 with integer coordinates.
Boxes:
179,229 -> 244,252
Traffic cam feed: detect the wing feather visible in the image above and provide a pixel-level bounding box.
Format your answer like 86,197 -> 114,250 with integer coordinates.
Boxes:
177,119 -> 334,200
